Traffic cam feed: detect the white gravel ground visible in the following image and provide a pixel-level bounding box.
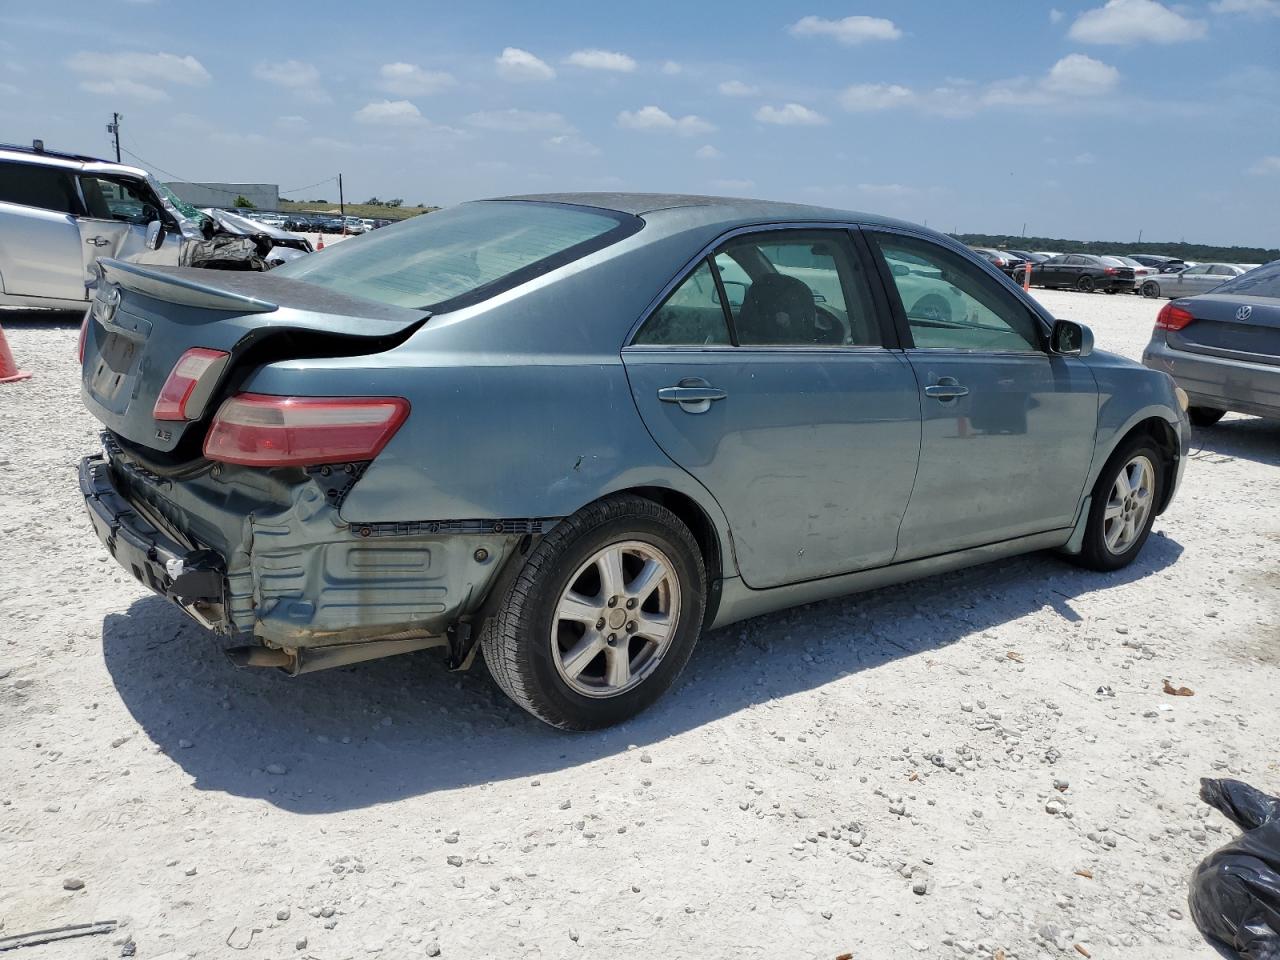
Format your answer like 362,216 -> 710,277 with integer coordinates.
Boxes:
1,288 -> 1277,960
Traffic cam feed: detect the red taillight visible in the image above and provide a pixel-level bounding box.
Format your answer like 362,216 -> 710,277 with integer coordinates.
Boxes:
77,309 -> 90,363
203,393 -> 410,467
1104,267 -> 1118,275
153,348 -> 230,421
1155,303 -> 1196,331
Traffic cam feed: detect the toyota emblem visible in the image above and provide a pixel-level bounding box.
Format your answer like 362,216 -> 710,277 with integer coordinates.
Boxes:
1236,305 -> 1253,321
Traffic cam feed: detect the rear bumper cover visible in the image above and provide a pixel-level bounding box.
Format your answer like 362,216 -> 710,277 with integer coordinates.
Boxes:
1144,340 -> 1280,419
80,453 -> 231,630
80,445 -> 532,650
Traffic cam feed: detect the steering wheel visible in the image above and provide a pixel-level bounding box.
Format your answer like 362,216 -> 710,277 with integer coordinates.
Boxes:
812,305 -> 846,345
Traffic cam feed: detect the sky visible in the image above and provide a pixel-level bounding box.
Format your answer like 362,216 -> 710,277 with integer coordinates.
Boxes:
0,0 -> 1278,247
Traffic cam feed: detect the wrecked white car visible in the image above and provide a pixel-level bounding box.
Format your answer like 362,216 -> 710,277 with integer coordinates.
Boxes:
0,142 -> 311,310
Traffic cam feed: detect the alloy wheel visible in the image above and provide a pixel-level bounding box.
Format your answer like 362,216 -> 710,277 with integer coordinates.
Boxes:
550,540 -> 681,698
1103,455 -> 1155,555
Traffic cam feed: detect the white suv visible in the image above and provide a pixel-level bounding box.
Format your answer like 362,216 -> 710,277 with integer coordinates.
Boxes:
0,142 -> 309,310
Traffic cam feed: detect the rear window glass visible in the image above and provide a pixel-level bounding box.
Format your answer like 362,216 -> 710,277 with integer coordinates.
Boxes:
0,160 -> 80,214
274,200 -> 641,311
1211,261 -> 1280,299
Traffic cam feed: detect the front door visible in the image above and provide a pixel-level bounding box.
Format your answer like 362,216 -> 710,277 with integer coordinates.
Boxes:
622,228 -> 921,589
866,230 -> 1099,560
74,174 -> 177,290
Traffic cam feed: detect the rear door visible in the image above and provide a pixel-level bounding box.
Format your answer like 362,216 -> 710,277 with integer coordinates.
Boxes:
866,230 -> 1098,559
0,159 -> 87,301
622,227 -> 922,588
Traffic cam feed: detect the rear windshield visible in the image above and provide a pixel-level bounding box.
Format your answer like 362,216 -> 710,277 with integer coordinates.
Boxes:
274,200 -> 641,311
1210,261 -> 1280,299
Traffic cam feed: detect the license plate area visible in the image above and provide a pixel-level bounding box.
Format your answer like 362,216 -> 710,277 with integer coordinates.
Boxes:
88,311 -> 151,411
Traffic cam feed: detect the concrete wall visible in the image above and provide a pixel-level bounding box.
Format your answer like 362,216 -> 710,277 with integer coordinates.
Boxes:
164,182 -> 280,211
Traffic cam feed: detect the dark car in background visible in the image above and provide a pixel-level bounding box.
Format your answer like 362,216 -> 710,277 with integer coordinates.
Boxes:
1130,254 -> 1190,274
1016,254 -> 1135,294
1143,260 -> 1280,426
1006,250 -> 1049,265
970,247 -> 1027,277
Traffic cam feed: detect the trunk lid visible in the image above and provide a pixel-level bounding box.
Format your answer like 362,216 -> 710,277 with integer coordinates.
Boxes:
1169,294 -> 1280,366
81,258 -> 428,457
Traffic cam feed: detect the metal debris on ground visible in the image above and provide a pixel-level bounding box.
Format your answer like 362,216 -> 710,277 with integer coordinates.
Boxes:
0,920 -> 117,952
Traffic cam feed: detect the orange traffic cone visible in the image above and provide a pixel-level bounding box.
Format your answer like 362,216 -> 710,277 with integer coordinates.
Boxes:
0,323 -> 31,383
316,234 -> 325,250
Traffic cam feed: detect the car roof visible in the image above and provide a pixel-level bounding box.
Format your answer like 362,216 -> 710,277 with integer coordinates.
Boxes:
489,191 -> 917,231
0,143 -> 149,179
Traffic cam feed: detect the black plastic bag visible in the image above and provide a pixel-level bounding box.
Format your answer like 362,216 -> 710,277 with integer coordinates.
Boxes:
1189,778 -> 1280,959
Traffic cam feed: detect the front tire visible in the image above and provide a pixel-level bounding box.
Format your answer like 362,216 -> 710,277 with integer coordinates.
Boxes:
1142,281 -> 1160,298
1189,407 -> 1226,427
1071,436 -> 1164,572
480,495 -> 706,730
1077,275 -> 1095,293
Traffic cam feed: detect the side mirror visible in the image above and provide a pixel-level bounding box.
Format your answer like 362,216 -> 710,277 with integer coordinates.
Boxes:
1051,319 -> 1093,358
891,263 -> 910,277
145,219 -> 166,251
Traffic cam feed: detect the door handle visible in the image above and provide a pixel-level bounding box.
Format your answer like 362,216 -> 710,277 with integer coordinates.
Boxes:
924,377 -> 969,400
85,237 -> 110,247
657,378 -> 726,414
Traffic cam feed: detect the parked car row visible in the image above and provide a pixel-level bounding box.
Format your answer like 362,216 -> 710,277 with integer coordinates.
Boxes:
230,210 -> 393,235
971,245 -> 1264,299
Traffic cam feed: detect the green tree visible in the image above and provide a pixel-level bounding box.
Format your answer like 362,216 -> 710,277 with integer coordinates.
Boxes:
233,195 -> 255,209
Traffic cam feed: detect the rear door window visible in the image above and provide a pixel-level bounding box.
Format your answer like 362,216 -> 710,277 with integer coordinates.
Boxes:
715,231 -> 881,346
0,160 -> 81,215
632,261 -> 731,346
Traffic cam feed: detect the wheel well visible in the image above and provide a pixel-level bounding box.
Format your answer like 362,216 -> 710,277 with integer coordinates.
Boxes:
625,487 -> 723,582
1121,417 -> 1179,514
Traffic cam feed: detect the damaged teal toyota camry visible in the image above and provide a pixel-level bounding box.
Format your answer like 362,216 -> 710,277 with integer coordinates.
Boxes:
78,193 -> 1190,729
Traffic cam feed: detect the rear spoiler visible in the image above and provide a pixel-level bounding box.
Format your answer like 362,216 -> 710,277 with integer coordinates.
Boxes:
99,259 -> 279,314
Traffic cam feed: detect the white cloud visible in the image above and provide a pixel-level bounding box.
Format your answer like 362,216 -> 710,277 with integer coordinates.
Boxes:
274,115 -> 308,132
67,50 -> 210,101
1050,7 -> 1065,22
544,134 -> 602,157
496,47 -> 555,81
755,103 -> 828,126
660,60 -> 683,75
1042,53 -> 1121,94
694,144 -> 723,160
1248,155 -> 1280,175
1068,0 -> 1207,44
564,49 -> 636,72
840,83 -> 915,111
353,99 -> 425,126
465,109 -> 569,132
788,15 -> 902,44
843,55 -> 1121,117
378,62 -> 455,96
253,59 -> 329,101
718,80 -> 759,97
1073,152 -> 1097,164
617,105 -> 715,135
1210,0 -> 1280,14
711,178 -> 755,192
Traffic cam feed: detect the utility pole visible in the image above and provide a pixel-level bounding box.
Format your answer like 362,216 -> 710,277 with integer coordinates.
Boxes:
106,112 -> 121,163
338,173 -> 344,218
1022,222 -> 1027,237
1138,229 -> 1143,244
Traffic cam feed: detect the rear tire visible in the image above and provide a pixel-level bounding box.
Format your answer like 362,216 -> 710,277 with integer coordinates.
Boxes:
1142,281 -> 1160,298
1189,407 -> 1226,427
1070,435 -> 1164,573
1077,275 -> 1095,293
480,495 -> 706,730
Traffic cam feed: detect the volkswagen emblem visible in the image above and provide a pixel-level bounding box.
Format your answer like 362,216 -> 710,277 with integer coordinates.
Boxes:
1236,304 -> 1253,322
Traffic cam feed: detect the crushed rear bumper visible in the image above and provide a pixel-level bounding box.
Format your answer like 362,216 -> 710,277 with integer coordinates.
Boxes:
79,453 -> 231,632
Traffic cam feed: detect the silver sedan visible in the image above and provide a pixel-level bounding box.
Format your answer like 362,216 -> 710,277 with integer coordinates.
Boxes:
1140,262 -> 1244,299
